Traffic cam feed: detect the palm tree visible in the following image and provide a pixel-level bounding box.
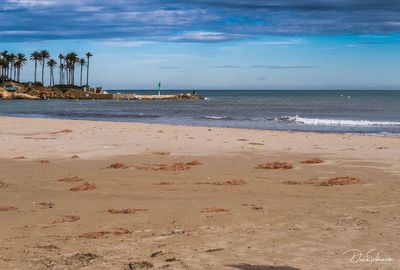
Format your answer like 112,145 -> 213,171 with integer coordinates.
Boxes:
85,52 -> 93,86
78,58 -> 86,87
1,52 -> 11,80
59,63 -> 65,85
40,50 -> 50,85
58,54 -> 64,85
47,59 -> 57,86
9,53 -> 16,81
0,51 -> 9,80
13,56 -> 18,81
15,53 -> 27,82
30,51 -> 41,82
65,52 -> 78,85
1,50 -> 95,86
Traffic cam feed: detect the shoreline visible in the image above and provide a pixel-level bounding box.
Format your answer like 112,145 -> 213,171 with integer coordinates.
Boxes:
3,115 -> 400,139
1,116 -> 399,171
0,115 -> 399,138
2,115 -> 400,140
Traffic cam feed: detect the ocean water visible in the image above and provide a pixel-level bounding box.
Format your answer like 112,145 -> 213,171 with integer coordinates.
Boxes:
1,90 -> 400,136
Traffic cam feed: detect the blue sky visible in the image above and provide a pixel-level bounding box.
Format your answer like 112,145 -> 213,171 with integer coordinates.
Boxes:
1,0 -> 400,90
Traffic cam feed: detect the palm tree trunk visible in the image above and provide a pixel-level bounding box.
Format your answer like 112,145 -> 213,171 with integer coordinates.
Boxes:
41,61 -> 44,85
34,60 -> 37,82
80,65 -> 83,86
86,59 -> 90,86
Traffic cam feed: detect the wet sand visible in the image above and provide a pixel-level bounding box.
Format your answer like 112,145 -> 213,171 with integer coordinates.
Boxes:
0,116 -> 399,270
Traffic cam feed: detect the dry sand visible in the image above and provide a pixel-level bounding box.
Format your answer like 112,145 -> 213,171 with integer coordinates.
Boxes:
0,116 -> 399,270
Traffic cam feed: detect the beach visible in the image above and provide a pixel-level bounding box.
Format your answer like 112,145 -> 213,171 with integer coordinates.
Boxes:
0,116 -> 399,269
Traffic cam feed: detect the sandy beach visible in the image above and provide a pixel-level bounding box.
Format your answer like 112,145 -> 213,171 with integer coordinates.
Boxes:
0,116 -> 399,270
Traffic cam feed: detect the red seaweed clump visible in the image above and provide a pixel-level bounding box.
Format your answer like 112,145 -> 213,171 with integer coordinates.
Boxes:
255,162 -> 293,170
70,182 -> 96,191
301,158 -> 324,164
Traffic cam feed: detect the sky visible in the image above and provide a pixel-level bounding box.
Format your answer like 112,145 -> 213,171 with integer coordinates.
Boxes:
1,0 -> 400,90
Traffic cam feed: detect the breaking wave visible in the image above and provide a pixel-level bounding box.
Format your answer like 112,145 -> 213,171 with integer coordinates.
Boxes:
278,116 -> 400,127
203,116 -> 233,120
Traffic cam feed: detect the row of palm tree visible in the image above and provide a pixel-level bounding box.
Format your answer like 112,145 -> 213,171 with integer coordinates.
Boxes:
31,50 -> 93,87
0,51 -> 28,82
1,50 -> 93,87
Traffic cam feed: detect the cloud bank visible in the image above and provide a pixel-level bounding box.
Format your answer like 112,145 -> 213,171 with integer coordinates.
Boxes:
1,0 -> 400,42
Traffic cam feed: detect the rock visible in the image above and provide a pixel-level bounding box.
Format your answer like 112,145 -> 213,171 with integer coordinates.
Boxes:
33,202 -> 55,209
150,251 -> 163,257
128,261 -> 154,269
171,229 -> 185,234
205,248 -> 224,253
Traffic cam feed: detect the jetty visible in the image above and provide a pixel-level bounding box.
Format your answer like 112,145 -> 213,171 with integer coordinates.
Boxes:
0,82 -> 204,100
112,93 -> 203,100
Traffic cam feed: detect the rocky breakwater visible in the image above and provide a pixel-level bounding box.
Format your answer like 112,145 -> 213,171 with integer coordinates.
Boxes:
1,82 -> 204,101
112,93 -> 204,100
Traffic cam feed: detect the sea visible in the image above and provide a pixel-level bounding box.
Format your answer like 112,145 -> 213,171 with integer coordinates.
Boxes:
1,90 -> 400,136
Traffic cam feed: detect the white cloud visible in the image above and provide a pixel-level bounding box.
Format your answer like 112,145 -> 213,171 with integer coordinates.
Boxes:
96,39 -> 156,47
170,31 -> 241,42
0,30 -> 39,35
6,0 -> 63,7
